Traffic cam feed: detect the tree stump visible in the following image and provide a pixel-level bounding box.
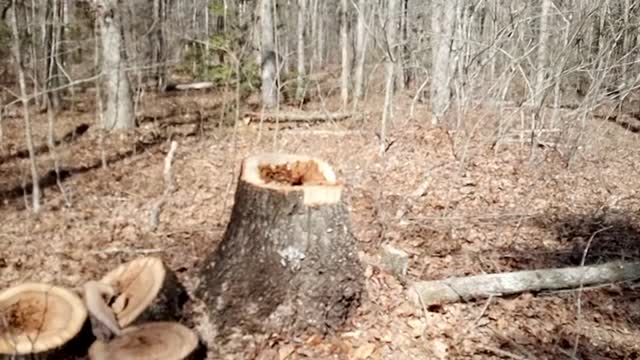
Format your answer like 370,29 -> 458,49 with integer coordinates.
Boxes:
0,282 -> 89,359
196,153 -> 364,337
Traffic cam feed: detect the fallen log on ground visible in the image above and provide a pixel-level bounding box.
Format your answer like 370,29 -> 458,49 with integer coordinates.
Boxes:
242,111 -> 352,124
164,82 -> 215,91
407,261 -> 640,306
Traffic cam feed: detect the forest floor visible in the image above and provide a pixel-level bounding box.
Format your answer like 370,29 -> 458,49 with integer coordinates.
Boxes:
3,85 -> 640,359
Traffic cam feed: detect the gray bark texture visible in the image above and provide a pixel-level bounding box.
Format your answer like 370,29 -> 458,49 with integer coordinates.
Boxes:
196,154 -> 365,338
353,0 -> 368,100
260,0 -> 278,108
380,0 -> 399,155
9,0 -> 41,213
535,0 -> 550,106
340,0 -> 350,107
430,0 -> 457,125
96,0 -> 134,130
295,0 -> 306,101
408,261 -> 640,306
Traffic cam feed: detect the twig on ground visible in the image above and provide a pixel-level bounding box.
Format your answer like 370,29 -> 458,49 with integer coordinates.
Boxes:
479,346 -> 529,360
572,226 -> 612,358
455,295 -> 494,345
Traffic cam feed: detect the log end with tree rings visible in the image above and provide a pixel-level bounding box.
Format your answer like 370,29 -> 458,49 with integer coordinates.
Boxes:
99,256 -> 189,328
0,282 -> 88,359
88,321 -> 202,360
197,153 -> 365,338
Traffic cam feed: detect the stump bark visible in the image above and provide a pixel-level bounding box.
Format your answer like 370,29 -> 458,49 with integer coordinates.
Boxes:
196,153 -> 364,337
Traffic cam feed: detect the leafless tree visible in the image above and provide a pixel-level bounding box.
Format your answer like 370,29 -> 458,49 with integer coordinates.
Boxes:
381,0 -> 399,155
260,0 -> 277,108
353,0 -> 369,102
9,0 -> 41,212
295,0 -> 306,101
95,0 -> 134,130
430,0 -> 457,127
340,0 -> 350,108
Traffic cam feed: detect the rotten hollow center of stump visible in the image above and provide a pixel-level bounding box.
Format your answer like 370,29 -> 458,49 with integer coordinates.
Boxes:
5,299 -> 46,332
259,160 -> 330,186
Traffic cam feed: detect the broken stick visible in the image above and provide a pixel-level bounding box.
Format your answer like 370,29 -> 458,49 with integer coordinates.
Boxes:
408,261 -> 640,306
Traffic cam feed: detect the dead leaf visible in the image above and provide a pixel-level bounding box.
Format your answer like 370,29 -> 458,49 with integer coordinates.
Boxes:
407,318 -> 425,338
352,343 -> 376,359
278,344 -> 296,360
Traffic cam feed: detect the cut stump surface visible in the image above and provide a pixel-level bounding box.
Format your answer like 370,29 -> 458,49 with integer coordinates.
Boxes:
196,153 -> 365,337
99,257 -> 188,328
0,282 -> 88,358
88,321 -> 200,360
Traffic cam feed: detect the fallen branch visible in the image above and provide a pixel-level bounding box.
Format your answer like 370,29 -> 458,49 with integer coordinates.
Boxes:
164,81 -> 215,91
242,111 -> 353,124
149,141 -> 178,231
407,261 -> 640,306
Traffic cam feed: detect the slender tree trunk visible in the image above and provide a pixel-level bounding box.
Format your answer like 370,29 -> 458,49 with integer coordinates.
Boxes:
353,0 -> 368,101
279,0 -> 290,73
295,0 -> 306,101
488,0 -> 497,83
96,0 -> 134,130
310,0 -> 318,72
535,0 -> 550,106
9,0 -> 41,212
340,0 -> 350,108
317,1 -> 325,68
622,0 -> 630,86
46,0 -> 63,111
397,0 -> 408,90
381,0 -> 399,155
260,0 -> 277,108
430,0 -> 456,126
24,0 -> 41,109
153,0 -> 167,90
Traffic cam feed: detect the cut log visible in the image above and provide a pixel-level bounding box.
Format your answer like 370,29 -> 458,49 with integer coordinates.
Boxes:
0,282 -> 88,359
242,111 -> 352,124
88,321 -> 201,360
408,261 -> 640,306
82,281 -> 122,341
196,153 -> 365,337
98,256 -> 189,328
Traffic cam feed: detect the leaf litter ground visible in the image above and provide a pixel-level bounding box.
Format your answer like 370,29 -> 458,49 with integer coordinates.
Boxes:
2,90 -> 640,359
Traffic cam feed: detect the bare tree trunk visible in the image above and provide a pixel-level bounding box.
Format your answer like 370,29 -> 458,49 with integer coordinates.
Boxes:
26,0 -> 42,109
622,0 -> 630,86
295,0 -> 306,101
487,0 -> 498,83
260,0 -> 277,108
45,0 -> 63,111
535,0 -> 550,106
96,0 -> 134,130
340,0 -> 350,108
381,0 -> 399,155
9,0 -> 41,213
353,0 -> 369,101
430,0 -> 456,126
309,0 -> 318,72
317,1 -> 325,68
397,0 -> 408,90
153,0 -> 167,90
275,0 -> 291,74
